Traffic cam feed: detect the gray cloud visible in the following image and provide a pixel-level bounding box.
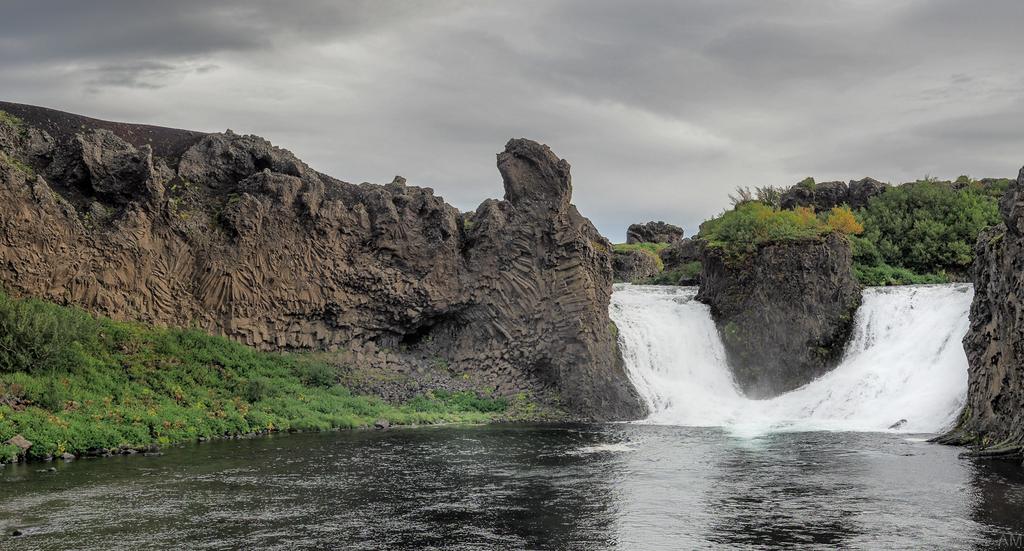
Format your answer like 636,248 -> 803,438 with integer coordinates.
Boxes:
86,61 -> 219,90
3,0 -> 1024,240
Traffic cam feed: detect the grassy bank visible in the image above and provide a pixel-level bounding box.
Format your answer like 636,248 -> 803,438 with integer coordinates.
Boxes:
0,290 -> 509,462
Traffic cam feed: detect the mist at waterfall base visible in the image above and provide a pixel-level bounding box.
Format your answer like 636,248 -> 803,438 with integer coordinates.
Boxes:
610,284 -> 973,436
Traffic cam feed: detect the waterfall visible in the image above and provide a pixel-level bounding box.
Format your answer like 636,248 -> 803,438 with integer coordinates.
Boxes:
610,283 -> 973,434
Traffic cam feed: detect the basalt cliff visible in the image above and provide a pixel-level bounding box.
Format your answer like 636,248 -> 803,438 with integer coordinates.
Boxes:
939,166 -> 1024,460
0,102 -> 644,421
697,234 -> 862,398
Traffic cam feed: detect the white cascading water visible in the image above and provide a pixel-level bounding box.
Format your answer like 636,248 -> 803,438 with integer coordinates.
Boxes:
610,283 -> 973,435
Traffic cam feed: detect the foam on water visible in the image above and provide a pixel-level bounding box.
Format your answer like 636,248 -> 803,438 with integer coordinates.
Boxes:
610,283 -> 973,435
571,443 -> 637,455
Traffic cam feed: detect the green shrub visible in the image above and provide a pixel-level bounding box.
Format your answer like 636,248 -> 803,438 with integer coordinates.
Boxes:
855,181 -> 999,276
853,263 -> 949,286
0,290 -> 98,373
696,177 -> 1003,285
294,359 -> 336,388
0,443 -> 19,462
698,203 -> 838,254
28,377 -> 71,411
797,177 -> 816,190
244,377 -> 275,402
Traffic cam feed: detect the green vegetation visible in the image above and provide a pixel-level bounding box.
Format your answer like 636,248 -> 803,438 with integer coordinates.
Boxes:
698,202 -> 862,255
0,110 -> 24,131
698,177 -> 1007,286
851,181 -> 1001,282
643,260 -> 702,285
679,260 -> 702,280
613,242 -> 670,255
852,263 -> 949,286
613,242 -> 668,270
0,290 -> 508,461
0,151 -> 35,177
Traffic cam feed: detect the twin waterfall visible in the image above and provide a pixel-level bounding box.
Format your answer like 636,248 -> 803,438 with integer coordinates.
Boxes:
610,284 -> 973,434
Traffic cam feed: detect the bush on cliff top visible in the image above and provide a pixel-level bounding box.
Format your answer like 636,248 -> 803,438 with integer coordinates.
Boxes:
853,181 -> 1000,277
0,290 -> 508,460
700,178 -> 1002,285
698,203 -> 861,254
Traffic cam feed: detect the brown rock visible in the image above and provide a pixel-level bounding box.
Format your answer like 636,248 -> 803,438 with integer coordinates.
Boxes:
5,434 -> 32,453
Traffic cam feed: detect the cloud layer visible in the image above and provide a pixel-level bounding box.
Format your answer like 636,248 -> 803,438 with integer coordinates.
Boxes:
4,0 -> 1024,239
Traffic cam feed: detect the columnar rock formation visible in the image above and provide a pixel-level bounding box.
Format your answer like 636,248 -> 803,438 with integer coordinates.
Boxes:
697,234 -> 862,397
939,167 -> 1024,458
0,102 -> 644,421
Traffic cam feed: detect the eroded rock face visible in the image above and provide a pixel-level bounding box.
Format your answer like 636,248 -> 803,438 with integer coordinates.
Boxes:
0,105 -> 644,421
626,221 -> 684,244
939,167 -> 1024,458
697,234 -> 861,397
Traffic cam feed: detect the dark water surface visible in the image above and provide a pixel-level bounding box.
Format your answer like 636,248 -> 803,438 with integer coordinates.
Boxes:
2,424 -> 1023,550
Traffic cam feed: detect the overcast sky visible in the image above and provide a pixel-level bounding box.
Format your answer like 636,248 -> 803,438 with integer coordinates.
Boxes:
4,1 -> 1024,240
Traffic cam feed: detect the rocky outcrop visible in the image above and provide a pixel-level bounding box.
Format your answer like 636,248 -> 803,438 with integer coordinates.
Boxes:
659,238 -> 704,285
626,221 -> 684,244
697,234 -> 861,397
460,139 -> 644,419
612,249 -> 660,283
0,103 -> 644,421
938,167 -> 1024,459
780,177 -> 887,211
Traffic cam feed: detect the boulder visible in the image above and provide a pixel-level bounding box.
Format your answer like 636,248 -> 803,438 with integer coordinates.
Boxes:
626,221 -> 684,244
847,177 -> 888,209
812,181 -> 849,210
5,434 -> 32,454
